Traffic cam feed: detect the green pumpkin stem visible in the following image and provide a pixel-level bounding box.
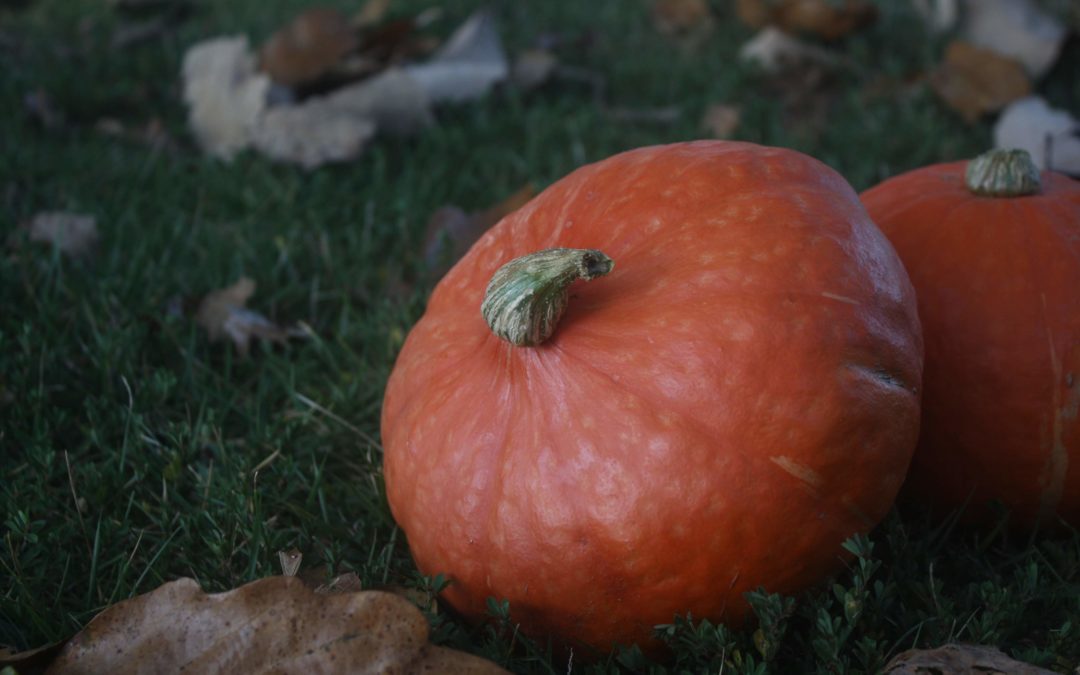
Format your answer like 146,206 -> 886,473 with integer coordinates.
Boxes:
965,148 -> 1042,197
481,248 -> 614,346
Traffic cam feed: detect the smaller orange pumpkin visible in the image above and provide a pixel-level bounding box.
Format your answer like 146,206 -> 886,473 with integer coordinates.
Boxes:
861,149 -> 1080,527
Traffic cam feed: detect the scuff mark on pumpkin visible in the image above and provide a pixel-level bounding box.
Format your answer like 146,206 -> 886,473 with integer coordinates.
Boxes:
845,362 -> 910,391
1038,294 -> 1069,519
770,455 -> 823,496
820,291 -> 859,305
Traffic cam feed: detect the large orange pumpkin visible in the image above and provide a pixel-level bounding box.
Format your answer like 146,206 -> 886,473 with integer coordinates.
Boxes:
382,141 -> 923,653
861,149 -> 1080,527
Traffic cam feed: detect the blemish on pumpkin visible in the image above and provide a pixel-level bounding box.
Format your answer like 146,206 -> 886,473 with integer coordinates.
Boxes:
770,455 -> 823,494
820,291 -> 859,305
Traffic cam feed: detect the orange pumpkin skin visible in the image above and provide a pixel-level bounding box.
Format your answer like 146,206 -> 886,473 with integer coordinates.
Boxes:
383,141 -> 922,653
862,162 -> 1080,527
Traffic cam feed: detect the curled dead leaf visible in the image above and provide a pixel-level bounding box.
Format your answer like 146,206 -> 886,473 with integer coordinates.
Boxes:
24,211 -> 99,260
884,644 -> 1056,674
195,277 -> 298,358
259,7 -> 358,88
930,40 -> 1031,123
18,577 -> 508,674
736,0 -> 877,40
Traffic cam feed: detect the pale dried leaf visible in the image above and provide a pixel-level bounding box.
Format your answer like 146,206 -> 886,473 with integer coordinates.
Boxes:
259,7 -> 358,88
181,36 -> 270,159
910,0 -> 959,32
511,49 -> 558,91
277,549 -> 302,577
315,572 -> 363,595
737,0 -> 877,40
930,40 -> 1031,123
738,27 -> 836,73
962,0 -> 1066,79
404,10 -> 508,104
252,101 -> 376,169
884,644 -> 1056,674
37,577 -> 509,674
652,0 -> 715,43
994,96 -> 1080,175
700,103 -> 741,138
26,212 -> 99,259
320,67 -> 432,136
195,278 -> 293,357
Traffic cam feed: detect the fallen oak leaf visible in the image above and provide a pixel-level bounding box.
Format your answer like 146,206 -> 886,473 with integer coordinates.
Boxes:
195,277 -> 300,357
23,211 -> 99,260
884,644 -> 1056,674
7,577 -> 508,674
736,0 -> 877,40
930,40 -> 1031,123
259,6 -> 359,89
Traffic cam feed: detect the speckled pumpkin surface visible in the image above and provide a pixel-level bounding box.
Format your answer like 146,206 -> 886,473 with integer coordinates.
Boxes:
862,156 -> 1080,527
382,141 -> 923,653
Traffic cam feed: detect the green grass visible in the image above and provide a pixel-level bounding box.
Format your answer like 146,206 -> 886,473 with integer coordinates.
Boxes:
2,0 -> 1079,673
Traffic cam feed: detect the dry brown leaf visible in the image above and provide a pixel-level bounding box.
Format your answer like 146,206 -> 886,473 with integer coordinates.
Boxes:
19,576 -> 508,674
736,0 -> 877,40
25,211 -> 99,259
195,277 -> 294,358
424,184 -> 536,279
651,0 -> 715,44
930,40 -> 1032,123
884,644 -> 1057,674
259,7 -> 358,88
700,103 -> 741,138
